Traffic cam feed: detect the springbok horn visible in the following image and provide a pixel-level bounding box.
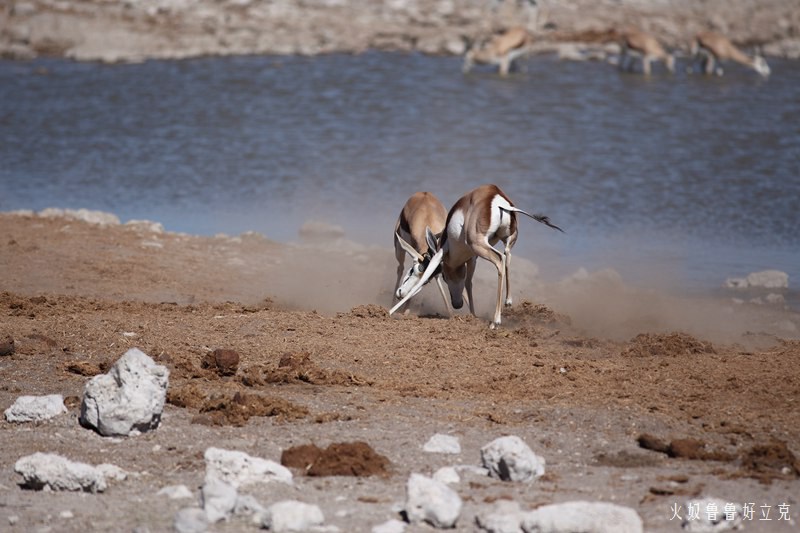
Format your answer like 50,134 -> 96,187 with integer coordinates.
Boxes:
395,232 -> 425,261
389,248 -> 444,315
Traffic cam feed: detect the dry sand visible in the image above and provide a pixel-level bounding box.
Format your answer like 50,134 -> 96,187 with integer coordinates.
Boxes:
0,211 -> 798,531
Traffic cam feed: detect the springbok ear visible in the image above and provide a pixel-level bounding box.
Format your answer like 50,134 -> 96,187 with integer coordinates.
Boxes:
389,249 -> 444,315
425,227 -> 439,253
396,233 -> 424,261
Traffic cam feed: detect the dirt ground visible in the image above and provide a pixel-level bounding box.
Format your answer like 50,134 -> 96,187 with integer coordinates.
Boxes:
0,212 -> 798,532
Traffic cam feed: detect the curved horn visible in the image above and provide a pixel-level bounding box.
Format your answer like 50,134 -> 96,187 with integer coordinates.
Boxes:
389,249 -> 444,315
395,232 -> 424,261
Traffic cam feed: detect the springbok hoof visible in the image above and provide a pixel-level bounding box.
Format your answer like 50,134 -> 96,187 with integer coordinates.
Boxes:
504,298 -> 513,307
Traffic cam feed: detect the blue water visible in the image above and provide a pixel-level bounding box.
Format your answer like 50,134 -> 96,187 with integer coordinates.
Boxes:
1,53 -> 798,301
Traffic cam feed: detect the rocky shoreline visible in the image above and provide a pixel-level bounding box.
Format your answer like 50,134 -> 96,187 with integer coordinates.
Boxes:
2,0 -> 799,63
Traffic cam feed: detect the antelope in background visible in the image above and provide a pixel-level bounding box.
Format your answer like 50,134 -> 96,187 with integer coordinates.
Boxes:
391,184 -> 563,329
618,28 -> 675,75
393,191 -> 450,315
463,26 -> 534,76
690,31 -> 770,77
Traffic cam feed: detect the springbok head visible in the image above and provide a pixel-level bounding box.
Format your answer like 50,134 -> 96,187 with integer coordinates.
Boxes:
395,229 -> 443,300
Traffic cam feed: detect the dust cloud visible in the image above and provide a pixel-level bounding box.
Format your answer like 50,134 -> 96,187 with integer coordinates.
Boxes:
272,219 -> 799,347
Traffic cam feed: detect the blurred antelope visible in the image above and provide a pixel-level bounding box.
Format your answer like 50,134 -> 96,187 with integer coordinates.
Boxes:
463,26 -> 534,76
390,184 -> 563,328
690,31 -> 770,77
618,28 -> 675,75
394,192 -> 451,314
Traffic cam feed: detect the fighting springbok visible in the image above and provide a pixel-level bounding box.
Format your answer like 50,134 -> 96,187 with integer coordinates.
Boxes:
463,26 -> 534,76
390,184 -> 563,328
690,31 -> 770,77
618,28 -> 675,75
393,191 -> 451,314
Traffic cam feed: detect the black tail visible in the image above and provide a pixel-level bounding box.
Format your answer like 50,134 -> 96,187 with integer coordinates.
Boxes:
503,206 -> 565,233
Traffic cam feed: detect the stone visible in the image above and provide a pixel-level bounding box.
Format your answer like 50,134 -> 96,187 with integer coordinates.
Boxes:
38,208 -> 120,226
14,453 -> 107,492
480,435 -> 545,482
202,476 -> 238,523
372,519 -> 407,533
423,433 -> 461,454
476,500 -> 526,533
520,501 -> 643,533
174,508 -> 209,533
261,500 -> 325,532
405,473 -> 462,528
724,270 -> 789,289
681,498 -> 742,532
4,394 -> 66,422
204,447 -> 292,488
233,494 -> 266,516
202,348 -> 239,376
433,466 -> 460,485
0,334 -> 14,356
96,463 -> 128,482
157,484 -> 194,500
79,348 -> 169,437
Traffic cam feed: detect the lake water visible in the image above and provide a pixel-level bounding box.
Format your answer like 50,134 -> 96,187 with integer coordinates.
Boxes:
1,52 -> 798,305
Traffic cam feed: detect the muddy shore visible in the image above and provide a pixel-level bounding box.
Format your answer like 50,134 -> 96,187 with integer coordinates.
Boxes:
0,211 -> 798,531
2,0 -> 800,63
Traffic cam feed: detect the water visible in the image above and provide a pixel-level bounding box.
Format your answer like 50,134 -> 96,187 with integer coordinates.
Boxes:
1,53 -> 798,303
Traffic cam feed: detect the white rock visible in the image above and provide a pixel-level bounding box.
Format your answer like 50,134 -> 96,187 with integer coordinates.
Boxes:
79,348 -> 169,437
520,501 -> 643,533
261,500 -> 325,532
372,519 -> 407,533
454,465 -> 490,477
202,476 -> 238,523
96,463 -> 128,482
480,436 -> 545,482
681,498 -> 742,532
38,208 -> 120,226
125,219 -> 164,233
476,500 -> 526,533
724,270 -> 789,289
233,494 -> 266,516
157,484 -> 194,500
432,466 -> 460,485
405,473 -> 462,528
14,453 -> 107,492
423,434 -> 461,454
4,394 -> 66,422
59,510 -> 74,519
203,447 -> 292,488
174,507 -> 208,533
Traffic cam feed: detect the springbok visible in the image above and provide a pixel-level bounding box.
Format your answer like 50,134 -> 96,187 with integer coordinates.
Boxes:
690,31 -> 770,77
393,191 -> 450,314
390,184 -> 563,328
463,26 -> 534,76
618,28 -> 675,75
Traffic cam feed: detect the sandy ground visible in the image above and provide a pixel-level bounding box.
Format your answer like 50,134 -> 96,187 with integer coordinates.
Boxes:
0,211 -> 798,532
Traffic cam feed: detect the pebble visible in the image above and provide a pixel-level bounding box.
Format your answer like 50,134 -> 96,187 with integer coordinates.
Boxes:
174,508 -> 208,533
405,473 -> 462,528
261,500 -> 325,532
79,348 -> 169,437
4,394 -> 66,423
422,433 -> 461,454
480,435 -> 546,482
